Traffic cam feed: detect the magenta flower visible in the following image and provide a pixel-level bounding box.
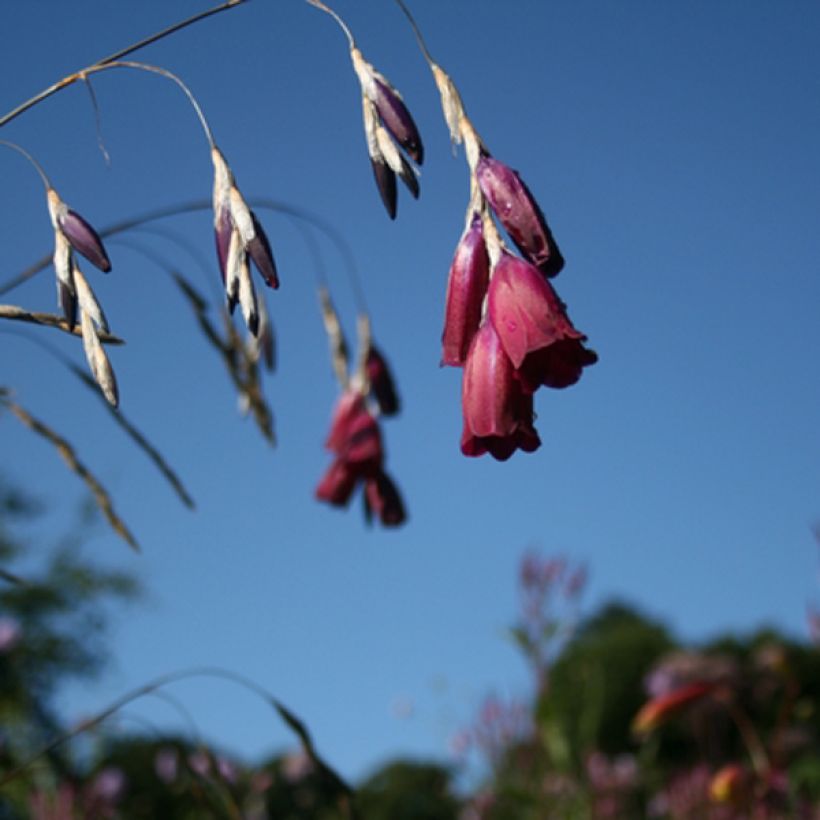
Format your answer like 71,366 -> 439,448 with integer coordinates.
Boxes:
315,457 -> 359,506
441,213 -> 490,367
324,389 -> 383,468
488,252 -> 595,390
364,469 -> 407,527
476,155 -> 564,277
461,321 -> 541,461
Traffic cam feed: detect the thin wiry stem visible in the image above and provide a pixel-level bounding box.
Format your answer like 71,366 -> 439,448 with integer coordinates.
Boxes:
304,0 -> 356,49
0,140 -> 52,190
2,198 -> 370,314
78,61 -> 216,148
0,0 -> 247,129
0,397 -> 139,551
0,304 -> 124,344
0,665 -> 356,814
392,0 -> 436,68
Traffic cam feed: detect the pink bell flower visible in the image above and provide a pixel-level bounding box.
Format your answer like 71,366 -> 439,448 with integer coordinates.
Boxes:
488,252 -> 595,390
460,321 -> 541,461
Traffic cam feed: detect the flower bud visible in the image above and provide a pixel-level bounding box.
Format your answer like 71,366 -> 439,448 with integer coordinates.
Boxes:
476,156 -> 564,277
441,213 -> 490,366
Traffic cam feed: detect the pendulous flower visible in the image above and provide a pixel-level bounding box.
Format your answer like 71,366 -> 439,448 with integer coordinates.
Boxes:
461,321 -> 540,461
441,213 -> 490,367
352,48 -> 423,219
488,252 -> 595,391
476,155 -> 564,277
212,147 -> 278,333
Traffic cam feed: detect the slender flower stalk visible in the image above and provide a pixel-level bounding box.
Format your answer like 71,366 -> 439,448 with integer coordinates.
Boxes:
0,1 -> 248,129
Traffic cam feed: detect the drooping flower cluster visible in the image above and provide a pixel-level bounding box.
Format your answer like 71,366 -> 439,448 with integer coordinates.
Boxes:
47,187 -> 118,406
315,386 -> 406,527
428,58 -> 596,459
211,146 -> 279,335
314,292 -> 406,527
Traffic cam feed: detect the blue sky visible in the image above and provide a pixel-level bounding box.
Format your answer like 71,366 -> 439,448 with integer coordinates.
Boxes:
2,0 -> 819,784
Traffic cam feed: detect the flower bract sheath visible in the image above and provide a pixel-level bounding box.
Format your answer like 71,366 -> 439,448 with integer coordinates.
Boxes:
488,253 -> 595,392
476,155 -> 564,277
461,321 -> 541,461
366,346 -> 400,417
632,681 -> 717,736
441,213 -> 490,367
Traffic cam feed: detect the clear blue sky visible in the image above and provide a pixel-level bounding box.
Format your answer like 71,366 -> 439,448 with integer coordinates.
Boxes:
2,0 -> 819,784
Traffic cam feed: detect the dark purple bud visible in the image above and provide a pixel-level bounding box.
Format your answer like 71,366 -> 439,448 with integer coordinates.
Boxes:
59,281 -> 77,330
476,155 -> 564,277
366,346 -> 400,416
441,214 -> 490,367
364,469 -> 407,527
397,155 -> 419,200
214,209 -> 232,283
60,210 -> 111,273
248,212 -> 279,289
373,79 -> 424,165
371,158 -> 397,220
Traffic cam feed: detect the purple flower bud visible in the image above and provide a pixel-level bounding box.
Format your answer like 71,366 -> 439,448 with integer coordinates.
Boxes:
60,209 -> 111,273
371,157 -> 397,220
460,321 -> 540,461
373,79 -> 424,165
247,211 -> 279,289
366,346 -> 400,416
441,214 -> 490,367
476,156 -> 564,277
364,469 -> 406,527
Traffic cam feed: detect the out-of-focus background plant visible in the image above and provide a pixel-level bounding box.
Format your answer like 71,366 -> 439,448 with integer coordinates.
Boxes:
2,484 -> 818,817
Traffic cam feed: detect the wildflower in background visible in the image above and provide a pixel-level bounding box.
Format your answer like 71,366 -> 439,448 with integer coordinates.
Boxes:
709,763 -> 747,804
0,616 -> 20,652
154,748 -> 179,784
441,213 -> 490,367
212,147 -> 278,334
460,321 -> 540,461
632,680 -> 717,736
